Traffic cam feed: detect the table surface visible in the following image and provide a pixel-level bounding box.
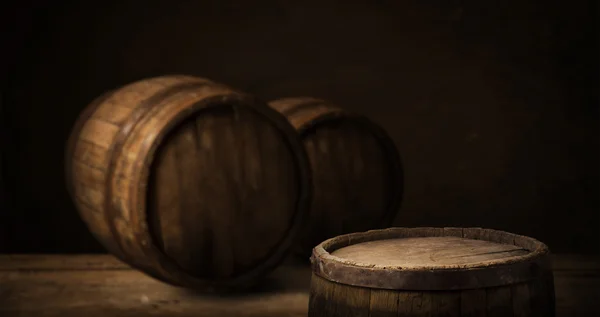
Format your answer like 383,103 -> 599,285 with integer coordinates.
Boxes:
0,254 -> 598,317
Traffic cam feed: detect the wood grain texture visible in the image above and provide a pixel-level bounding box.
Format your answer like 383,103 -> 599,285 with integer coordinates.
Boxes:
330,236 -> 530,267
269,97 -> 403,258
312,227 -> 551,290
309,272 -> 557,317
64,75 -> 313,292
309,227 -> 555,317
0,254 -> 311,317
0,254 -> 597,317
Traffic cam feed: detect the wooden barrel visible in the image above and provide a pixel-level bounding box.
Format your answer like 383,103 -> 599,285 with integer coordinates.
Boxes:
65,75 -> 312,292
268,98 -> 403,257
309,227 -> 555,317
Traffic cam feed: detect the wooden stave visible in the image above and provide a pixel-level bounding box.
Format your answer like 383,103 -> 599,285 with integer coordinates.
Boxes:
65,89 -> 124,259
309,227 -> 556,317
308,271 -> 556,317
268,97 -> 404,257
310,227 -> 553,291
65,75 -> 313,292
65,75 -> 216,275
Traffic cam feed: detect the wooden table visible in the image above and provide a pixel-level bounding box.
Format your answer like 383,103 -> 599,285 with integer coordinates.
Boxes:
0,254 -> 598,317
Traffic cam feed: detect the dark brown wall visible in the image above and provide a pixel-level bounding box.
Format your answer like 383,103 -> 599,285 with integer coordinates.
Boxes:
2,0 -> 598,253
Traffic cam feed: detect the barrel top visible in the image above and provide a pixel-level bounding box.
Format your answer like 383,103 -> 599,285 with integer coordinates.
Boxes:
311,227 -> 551,291
331,236 -> 530,268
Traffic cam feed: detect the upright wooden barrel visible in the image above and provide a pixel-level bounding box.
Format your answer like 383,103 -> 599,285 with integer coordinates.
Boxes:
65,75 -> 312,292
269,98 -> 403,257
309,227 -> 555,317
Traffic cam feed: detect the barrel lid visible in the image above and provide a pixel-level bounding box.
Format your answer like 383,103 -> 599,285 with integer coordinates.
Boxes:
270,97 -> 404,257
310,227 -> 550,291
132,88 -> 313,292
293,101 -> 404,230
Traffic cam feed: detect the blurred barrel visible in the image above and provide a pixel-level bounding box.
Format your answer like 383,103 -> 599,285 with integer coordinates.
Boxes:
65,75 -> 312,292
310,227 -> 556,317
269,97 -> 403,257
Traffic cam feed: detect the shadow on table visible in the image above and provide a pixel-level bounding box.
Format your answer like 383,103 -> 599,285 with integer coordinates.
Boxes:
177,256 -> 312,299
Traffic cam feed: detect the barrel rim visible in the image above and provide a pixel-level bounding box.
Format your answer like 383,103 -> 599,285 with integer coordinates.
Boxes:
270,97 -> 404,254
131,92 -> 313,292
310,227 -> 551,290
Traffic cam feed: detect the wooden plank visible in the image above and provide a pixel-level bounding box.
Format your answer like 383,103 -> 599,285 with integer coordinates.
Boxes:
461,288 -> 487,316
551,254 -> 600,316
511,283 -> 532,317
485,287 -> 513,317
368,289 -> 399,317
551,254 -> 600,271
0,254 -> 129,271
0,255 -> 311,317
553,269 -> 600,316
0,254 -> 309,271
0,254 -> 598,317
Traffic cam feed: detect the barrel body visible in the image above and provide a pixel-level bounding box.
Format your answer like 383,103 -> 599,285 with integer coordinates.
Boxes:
269,98 -> 403,257
309,227 -> 556,317
65,75 -> 312,292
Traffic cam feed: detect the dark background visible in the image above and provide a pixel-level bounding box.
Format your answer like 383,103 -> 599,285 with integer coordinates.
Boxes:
1,0 -> 598,254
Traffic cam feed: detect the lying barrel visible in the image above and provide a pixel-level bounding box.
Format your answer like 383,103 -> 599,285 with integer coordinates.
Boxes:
309,227 -> 555,317
269,98 -> 403,257
65,75 -> 312,292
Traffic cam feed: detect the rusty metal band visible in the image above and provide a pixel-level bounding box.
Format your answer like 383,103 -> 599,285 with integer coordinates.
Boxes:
103,81 -> 213,260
